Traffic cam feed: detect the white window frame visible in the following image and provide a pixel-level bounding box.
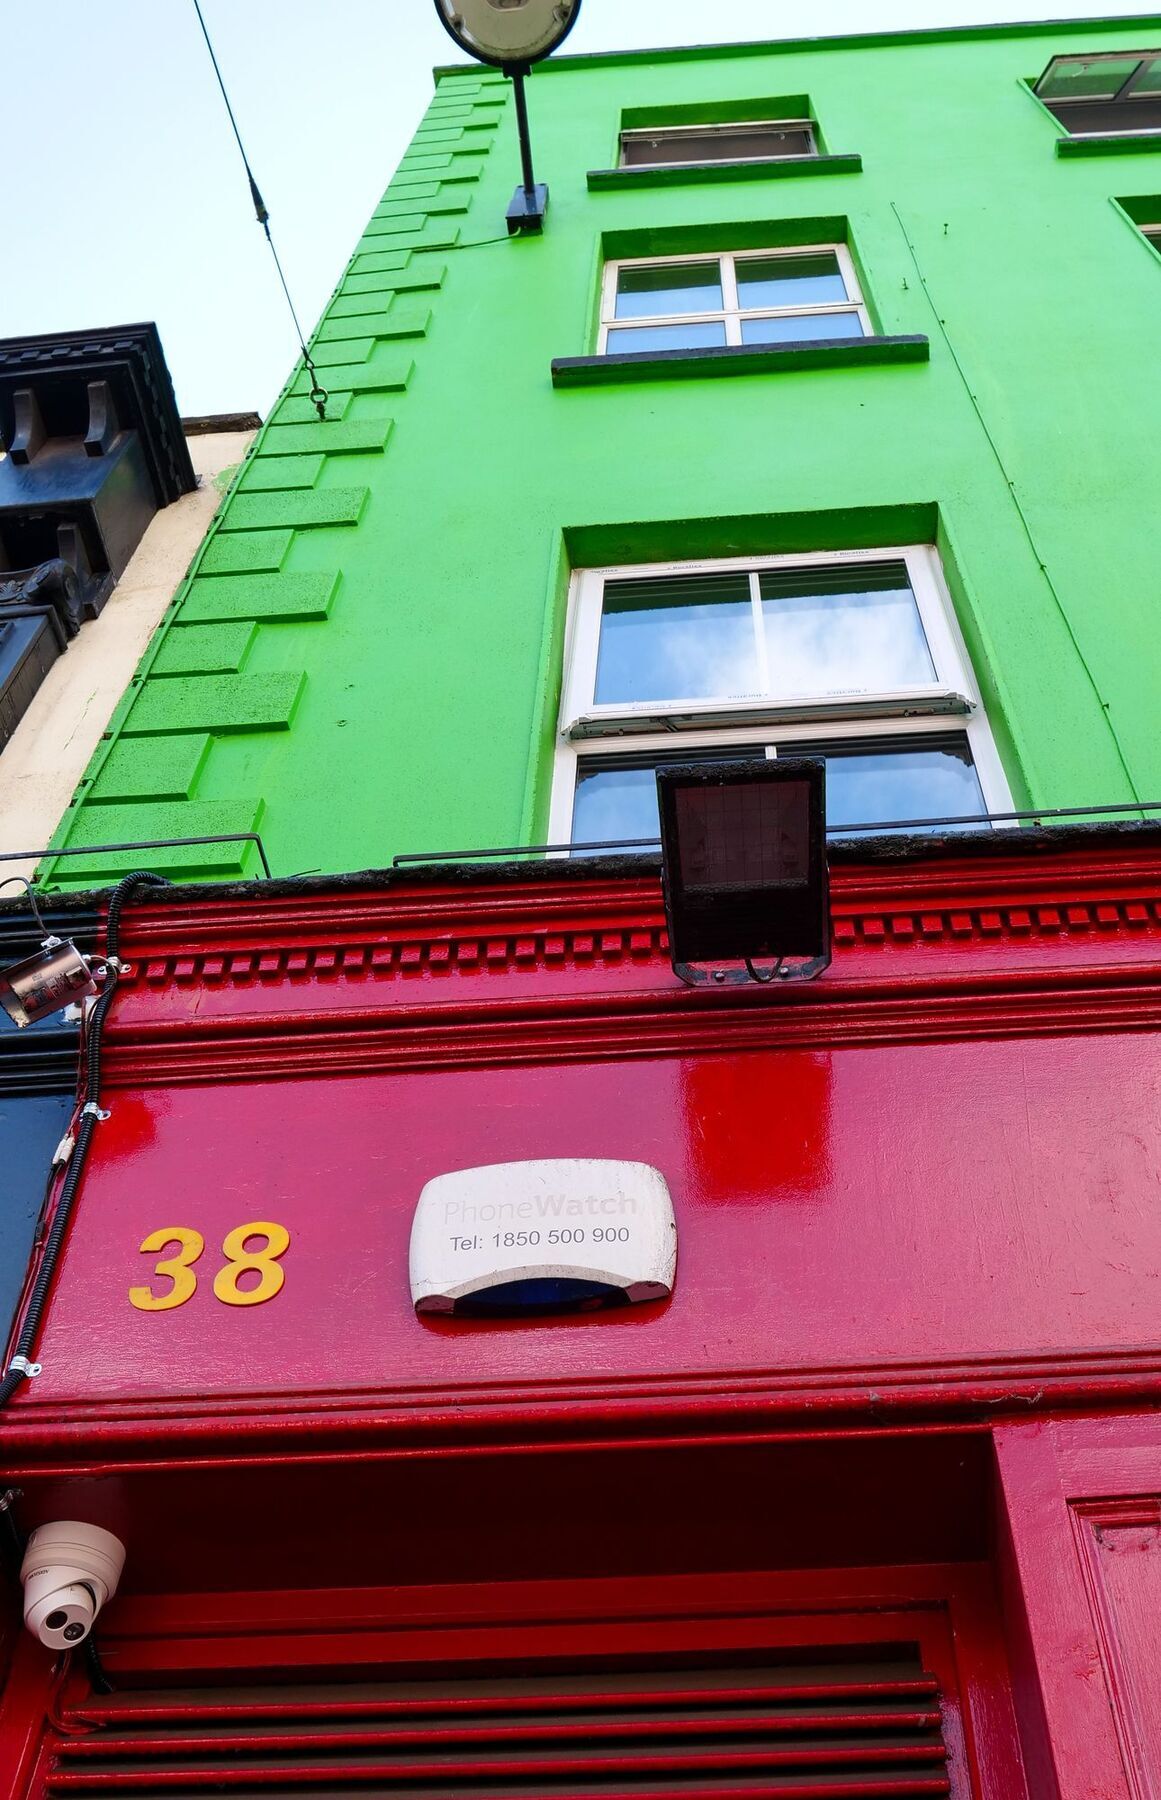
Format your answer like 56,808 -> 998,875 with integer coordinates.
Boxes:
618,119 -> 818,171
548,545 -> 1012,844
1035,48 -> 1161,140
598,244 -> 870,355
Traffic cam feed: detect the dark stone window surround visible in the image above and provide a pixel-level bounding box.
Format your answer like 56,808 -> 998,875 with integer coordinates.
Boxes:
588,153 -> 863,192
0,322 -> 195,745
551,335 -> 930,388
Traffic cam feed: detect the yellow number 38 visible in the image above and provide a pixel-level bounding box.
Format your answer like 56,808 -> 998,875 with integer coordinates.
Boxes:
129,1222 -> 290,1312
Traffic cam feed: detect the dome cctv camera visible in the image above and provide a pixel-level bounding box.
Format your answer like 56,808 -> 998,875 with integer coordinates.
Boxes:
21,1522 -> 126,1651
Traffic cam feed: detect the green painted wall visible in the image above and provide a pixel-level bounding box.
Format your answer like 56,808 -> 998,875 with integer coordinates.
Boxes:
47,16 -> 1161,885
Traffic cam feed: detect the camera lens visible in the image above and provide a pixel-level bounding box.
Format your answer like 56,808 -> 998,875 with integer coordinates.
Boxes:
44,1610 -> 69,1630
63,1622 -> 86,1642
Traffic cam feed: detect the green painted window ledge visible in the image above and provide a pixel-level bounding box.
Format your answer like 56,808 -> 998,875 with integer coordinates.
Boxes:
587,152 -> 862,191
551,335 -> 929,389
1057,132 -> 1161,158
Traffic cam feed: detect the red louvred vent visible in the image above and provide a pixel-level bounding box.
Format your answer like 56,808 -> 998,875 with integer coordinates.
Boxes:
46,1647 -> 951,1797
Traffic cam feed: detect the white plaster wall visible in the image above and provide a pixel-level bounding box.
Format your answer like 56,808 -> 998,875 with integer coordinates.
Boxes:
0,429 -> 254,883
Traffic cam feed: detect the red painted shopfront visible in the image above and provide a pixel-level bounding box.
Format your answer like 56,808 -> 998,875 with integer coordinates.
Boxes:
1,828 -> 1160,1798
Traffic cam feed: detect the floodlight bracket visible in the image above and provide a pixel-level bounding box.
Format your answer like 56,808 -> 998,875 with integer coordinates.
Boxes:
672,950 -> 832,990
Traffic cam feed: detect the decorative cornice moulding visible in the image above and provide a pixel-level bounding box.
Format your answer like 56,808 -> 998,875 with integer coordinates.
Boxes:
83,843 -> 1161,1084
6,1341 -> 1161,1476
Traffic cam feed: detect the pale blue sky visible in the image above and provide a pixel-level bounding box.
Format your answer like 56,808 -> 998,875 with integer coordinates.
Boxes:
3,2 -> 1157,414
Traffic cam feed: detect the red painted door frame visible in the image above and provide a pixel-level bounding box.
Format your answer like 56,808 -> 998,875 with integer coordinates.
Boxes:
997,1415 -> 1161,1800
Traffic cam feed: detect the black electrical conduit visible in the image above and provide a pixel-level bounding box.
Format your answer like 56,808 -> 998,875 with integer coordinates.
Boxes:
0,873 -> 171,1412
0,875 -> 169,1695
82,1634 -> 115,1696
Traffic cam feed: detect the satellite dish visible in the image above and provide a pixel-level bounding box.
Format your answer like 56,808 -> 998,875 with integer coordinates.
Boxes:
434,0 -> 582,68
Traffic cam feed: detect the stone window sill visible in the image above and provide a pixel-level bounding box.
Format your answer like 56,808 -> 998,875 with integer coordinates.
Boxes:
1056,132 -> 1161,158
586,153 -> 862,192
551,335 -> 929,389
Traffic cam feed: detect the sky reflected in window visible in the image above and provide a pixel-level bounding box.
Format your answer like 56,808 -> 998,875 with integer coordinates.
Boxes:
606,320 -> 727,353
572,741 -> 986,851
760,563 -> 935,697
615,262 -> 723,318
595,573 -> 758,704
741,312 -> 864,344
823,742 -> 985,831
736,251 -> 849,309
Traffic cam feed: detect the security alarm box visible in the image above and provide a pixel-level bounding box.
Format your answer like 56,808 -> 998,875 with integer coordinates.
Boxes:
409,1159 -> 677,1316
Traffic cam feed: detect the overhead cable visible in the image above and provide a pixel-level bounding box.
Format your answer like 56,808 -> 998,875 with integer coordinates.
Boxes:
191,0 -> 328,421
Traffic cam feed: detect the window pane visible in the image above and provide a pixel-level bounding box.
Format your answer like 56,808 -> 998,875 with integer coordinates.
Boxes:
605,320 -> 728,354
1036,55 -> 1142,100
1045,95 -> 1161,133
572,750 -> 762,851
1137,55 -> 1161,95
736,252 -> 848,310
621,126 -> 814,167
803,740 -> 987,834
595,573 -> 758,705
571,740 -> 987,848
614,262 -> 723,319
572,762 -> 662,849
759,561 -> 936,698
741,312 -> 865,345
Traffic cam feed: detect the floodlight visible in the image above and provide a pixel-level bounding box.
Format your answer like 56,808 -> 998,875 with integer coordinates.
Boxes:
433,0 -> 583,233
0,878 -> 99,1028
657,760 -> 831,989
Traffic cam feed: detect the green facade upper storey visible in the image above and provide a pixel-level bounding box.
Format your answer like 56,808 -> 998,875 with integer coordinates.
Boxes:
46,14 -> 1161,884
